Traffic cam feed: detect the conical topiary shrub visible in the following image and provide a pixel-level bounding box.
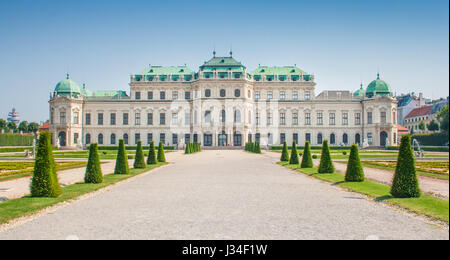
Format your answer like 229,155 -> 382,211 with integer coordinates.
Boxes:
147,141 -> 157,165
114,139 -> 129,174
133,141 -> 146,169
345,144 -> 364,182
185,143 -> 190,154
255,142 -> 261,154
84,143 -> 103,183
289,141 -> 299,164
301,141 -> 313,168
280,141 -> 289,162
157,141 -> 166,162
30,131 -> 62,197
318,140 -> 334,173
390,135 -> 421,198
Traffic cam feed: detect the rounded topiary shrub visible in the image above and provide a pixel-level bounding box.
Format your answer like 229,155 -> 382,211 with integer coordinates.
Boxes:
312,155 -> 318,159
280,141 -> 289,162
30,131 -> 62,197
301,141 -> 313,168
390,135 -> 421,198
345,144 -> 364,182
147,141 -> 157,165
133,141 -> 146,169
157,141 -> 166,162
85,143 -> 103,184
114,139 -> 129,174
343,151 -> 347,155
318,140 -> 334,173
289,141 -> 299,165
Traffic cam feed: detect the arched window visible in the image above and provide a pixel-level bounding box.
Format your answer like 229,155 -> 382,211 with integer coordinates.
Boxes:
220,110 -> 226,123
355,133 -> 361,145
234,110 -> 241,123
85,134 -> 91,144
220,89 -> 226,97
111,133 -> 116,145
98,133 -> 104,145
343,133 -> 348,144
123,134 -> 129,145
205,89 -> 211,97
330,133 -> 335,144
317,133 -> 323,144
235,89 -> 240,97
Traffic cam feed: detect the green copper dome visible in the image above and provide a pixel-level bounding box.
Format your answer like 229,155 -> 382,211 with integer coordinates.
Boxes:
366,73 -> 391,97
354,83 -> 366,97
54,74 -> 81,96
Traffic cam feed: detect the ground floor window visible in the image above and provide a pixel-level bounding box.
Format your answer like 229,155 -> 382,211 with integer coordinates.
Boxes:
255,133 -> 260,143
185,134 -> 190,144
193,133 -> 198,143
293,133 -> 298,144
280,133 -> 286,144
305,133 -> 311,143
86,134 -> 91,144
135,133 -> 140,144
147,133 -> 153,144
172,134 -> 178,145
317,133 -> 323,144
123,134 -> 129,145
98,134 -> 104,145
367,133 -> 373,145
74,133 -> 79,144
160,133 -> 165,145
343,133 -> 348,144
330,133 -> 335,145
111,134 -> 116,145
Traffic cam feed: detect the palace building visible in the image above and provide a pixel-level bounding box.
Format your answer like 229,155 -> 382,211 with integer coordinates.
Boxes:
49,53 -> 398,149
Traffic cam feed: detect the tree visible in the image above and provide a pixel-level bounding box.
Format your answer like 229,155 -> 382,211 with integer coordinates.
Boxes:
0,118 -> 6,132
391,135 -> 421,198
289,141 -> 299,164
157,141 -> 166,162
114,139 -> 129,174
30,131 -> 62,197
280,141 -> 289,162
6,121 -> 17,133
28,122 -> 39,135
318,140 -> 334,173
133,141 -> 146,169
255,142 -> 261,154
185,142 -> 191,154
84,143 -> 103,183
418,121 -> 426,131
427,119 -> 439,132
345,144 -> 364,182
301,141 -> 313,168
147,141 -> 157,165
437,105 -> 449,135
18,121 -> 29,133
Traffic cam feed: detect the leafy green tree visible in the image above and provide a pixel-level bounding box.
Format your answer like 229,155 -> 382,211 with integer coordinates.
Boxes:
289,141 -> 299,164
427,119 -> 439,131
301,141 -> 313,168
345,144 -> 364,182
318,140 -> 334,173
418,121 -> 426,131
114,139 -> 129,174
437,105 -> 448,135
391,135 -> 421,198
30,131 -> 62,197
157,141 -> 166,162
133,141 -> 146,168
84,143 -> 103,183
6,122 -> 17,133
18,121 -> 29,133
0,118 -> 6,132
280,141 -> 289,162
28,122 -> 39,135
147,141 -> 157,165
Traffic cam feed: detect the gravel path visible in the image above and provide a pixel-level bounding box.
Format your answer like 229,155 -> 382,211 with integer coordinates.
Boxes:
0,150 -> 447,240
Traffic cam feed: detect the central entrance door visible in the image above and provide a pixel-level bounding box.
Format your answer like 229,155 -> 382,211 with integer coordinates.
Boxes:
218,131 -> 227,146
204,133 -> 213,146
233,131 -> 242,146
58,131 -> 67,146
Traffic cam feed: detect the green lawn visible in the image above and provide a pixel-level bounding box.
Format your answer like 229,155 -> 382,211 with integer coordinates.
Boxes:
360,162 -> 449,181
0,162 -> 167,225
278,162 -> 449,222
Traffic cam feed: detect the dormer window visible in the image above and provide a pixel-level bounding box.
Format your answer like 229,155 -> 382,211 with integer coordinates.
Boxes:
291,69 -> 296,73
220,59 -> 225,63
149,69 -> 153,73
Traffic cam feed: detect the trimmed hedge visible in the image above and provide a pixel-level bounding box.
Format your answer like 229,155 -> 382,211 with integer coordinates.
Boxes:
98,145 -> 174,151
280,141 -> 289,162
300,141 -> 313,168
133,141 -> 146,169
0,133 -> 35,146
289,141 -> 299,165
30,131 -> 62,197
147,141 -> 157,165
411,132 -> 449,146
270,145 -> 352,150
318,140 -> 334,174
84,143 -> 103,183
157,142 -> 166,162
345,144 -> 364,182
387,146 -> 449,152
391,135 -> 421,198
114,139 -> 130,174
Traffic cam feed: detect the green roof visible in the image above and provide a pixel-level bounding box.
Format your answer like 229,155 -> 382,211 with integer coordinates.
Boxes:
353,84 -> 366,97
54,74 -> 81,95
200,56 -> 246,69
92,90 -> 128,97
137,66 -> 194,76
251,66 -> 307,76
366,74 -> 391,97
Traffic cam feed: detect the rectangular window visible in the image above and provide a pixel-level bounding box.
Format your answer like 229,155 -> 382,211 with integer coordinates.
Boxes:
135,133 -> 140,144
317,113 -> 323,125
355,113 -> 361,125
135,91 -> 141,100
280,91 -> 286,100
293,91 -> 298,100
393,112 -> 396,124
98,113 -> 103,125
255,91 -> 260,100
110,113 -> 116,125
172,113 -> 178,125
256,113 -> 260,125
185,91 -> 191,100
73,112 -> 79,124
147,133 -> 153,144
255,133 -> 260,143
123,113 -> 129,125
280,112 -> 286,125
147,113 -> 153,125
148,91 -> 153,100
205,111 -> 211,123
172,134 -> 178,145
185,113 -> 190,126
342,113 -> 348,125
329,113 -> 336,125
172,91 -> 178,100
160,113 -> 166,125
381,111 -> 387,123
135,113 -> 141,125
268,133 -> 273,145
293,113 -> 298,125
280,133 -> 286,144
85,113 -> 91,125
305,113 -> 311,125
368,133 -> 373,145
305,91 -> 311,100
305,133 -> 311,143
160,91 -> 166,100
185,134 -> 190,143
160,133 -> 165,144
368,112 -> 373,124
293,133 -> 298,144
267,112 -> 273,126
74,133 -> 79,144
60,112 -> 66,124
267,91 -> 273,100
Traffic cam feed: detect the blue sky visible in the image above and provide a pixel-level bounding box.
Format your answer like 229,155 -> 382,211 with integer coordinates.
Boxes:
0,0 -> 448,122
